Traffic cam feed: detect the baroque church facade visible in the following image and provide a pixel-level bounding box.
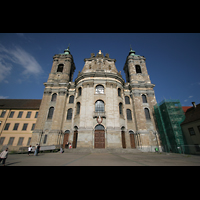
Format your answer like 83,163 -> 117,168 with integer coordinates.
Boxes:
31,47 -> 161,151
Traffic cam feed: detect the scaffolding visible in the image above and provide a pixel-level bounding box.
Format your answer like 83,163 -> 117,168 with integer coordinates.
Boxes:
154,99 -> 186,153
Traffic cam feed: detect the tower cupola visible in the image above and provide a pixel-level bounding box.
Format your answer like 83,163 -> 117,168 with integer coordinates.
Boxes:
64,44 -> 70,55
129,45 -> 136,56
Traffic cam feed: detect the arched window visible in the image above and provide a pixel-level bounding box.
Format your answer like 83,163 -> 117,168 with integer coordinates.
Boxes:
126,109 -> 132,120
142,94 -> 147,103
119,103 -> 123,115
64,130 -> 70,134
125,96 -> 130,104
76,102 -> 80,115
95,124 -> 105,130
66,108 -> 73,120
135,65 -> 142,73
118,88 -> 121,97
51,93 -> 57,102
144,108 -> 151,120
95,100 -> 104,112
78,87 -> 82,96
69,95 -> 74,103
57,64 -> 64,72
129,130 -> 134,134
96,85 -> 104,94
47,107 -> 54,119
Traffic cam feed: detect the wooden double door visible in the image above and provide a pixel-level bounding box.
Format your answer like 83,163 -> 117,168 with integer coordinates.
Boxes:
94,130 -> 105,148
72,130 -> 78,148
130,134 -> 136,148
121,131 -> 126,148
62,133 -> 69,149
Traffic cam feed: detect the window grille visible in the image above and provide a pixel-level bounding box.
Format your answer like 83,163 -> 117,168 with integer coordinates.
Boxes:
96,85 -> 104,94
67,108 -> 73,120
126,109 -> 132,120
95,100 -> 104,112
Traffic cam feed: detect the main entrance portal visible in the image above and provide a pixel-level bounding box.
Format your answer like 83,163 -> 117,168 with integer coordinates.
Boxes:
94,124 -> 105,148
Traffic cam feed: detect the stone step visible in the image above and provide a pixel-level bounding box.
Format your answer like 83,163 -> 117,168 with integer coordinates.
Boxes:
63,148 -> 142,154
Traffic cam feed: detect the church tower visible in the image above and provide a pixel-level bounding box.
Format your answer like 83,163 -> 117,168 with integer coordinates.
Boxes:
31,46 -> 161,152
123,47 -> 160,151
31,47 -> 76,146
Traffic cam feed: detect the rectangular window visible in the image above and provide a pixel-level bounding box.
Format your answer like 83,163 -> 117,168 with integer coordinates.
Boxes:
9,111 -> 15,118
0,137 -> 5,145
26,111 -> 32,118
27,137 -> 31,146
18,111 -> 23,118
43,135 -> 47,144
194,144 -> 200,152
197,125 -> 200,133
31,123 -> 35,131
0,111 -> 6,118
4,123 -> 10,130
35,112 -> 38,118
8,137 -> 15,145
22,123 -> 28,131
188,127 -> 195,136
13,123 -> 19,131
17,137 -> 24,146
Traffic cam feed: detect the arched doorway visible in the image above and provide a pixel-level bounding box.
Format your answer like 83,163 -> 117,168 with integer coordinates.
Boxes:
72,126 -> 78,148
94,124 -> 105,148
63,130 -> 70,149
121,126 -> 126,148
129,130 -> 136,148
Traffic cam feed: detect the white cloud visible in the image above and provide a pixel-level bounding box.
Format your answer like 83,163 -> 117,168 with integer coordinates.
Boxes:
0,59 -> 12,82
0,44 -> 43,82
16,33 -> 24,37
10,46 -> 43,75
188,96 -> 193,98
184,99 -> 188,102
0,96 -> 9,99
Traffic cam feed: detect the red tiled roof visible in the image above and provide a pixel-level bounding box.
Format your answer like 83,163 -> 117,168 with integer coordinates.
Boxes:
181,104 -> 200,125
182,106 -> 192,114
0,99 -> 41,110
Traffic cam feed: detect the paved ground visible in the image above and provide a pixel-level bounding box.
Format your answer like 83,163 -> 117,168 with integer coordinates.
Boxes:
1,151 -> 200,166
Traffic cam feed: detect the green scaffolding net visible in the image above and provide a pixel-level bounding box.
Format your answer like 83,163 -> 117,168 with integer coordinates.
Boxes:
154,99 -> 186,153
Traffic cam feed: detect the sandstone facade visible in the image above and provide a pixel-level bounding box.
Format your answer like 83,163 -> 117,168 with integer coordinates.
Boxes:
31,48 -> 161,151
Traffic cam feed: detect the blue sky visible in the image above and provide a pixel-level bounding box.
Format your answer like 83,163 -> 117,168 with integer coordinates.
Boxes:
0,33 -> 200,106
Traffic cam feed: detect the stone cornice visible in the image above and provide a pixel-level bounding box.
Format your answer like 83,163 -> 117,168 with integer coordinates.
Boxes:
75,71 -> 125,86
130,83 -> 155,89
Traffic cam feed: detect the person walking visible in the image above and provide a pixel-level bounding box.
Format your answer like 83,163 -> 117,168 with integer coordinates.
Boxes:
28,145 -> 32,156
0,148 -> 8,166
37,144 -> 40,156
34,144 -> 38,156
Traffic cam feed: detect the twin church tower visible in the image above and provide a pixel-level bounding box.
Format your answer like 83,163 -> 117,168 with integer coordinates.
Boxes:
31,46 -> 160,151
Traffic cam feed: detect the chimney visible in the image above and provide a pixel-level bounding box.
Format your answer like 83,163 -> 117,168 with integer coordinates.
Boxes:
192,102 -> 196,108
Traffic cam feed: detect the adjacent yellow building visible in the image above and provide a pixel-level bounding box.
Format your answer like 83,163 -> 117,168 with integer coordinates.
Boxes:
0,99 -> 41,151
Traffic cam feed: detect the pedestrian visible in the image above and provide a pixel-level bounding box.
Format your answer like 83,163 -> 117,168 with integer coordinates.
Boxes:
60,147 -> 64,153
0,148 -> 8,166
69,143 -> 72,149
37,144 -> 40,156
65,142 -> 69,149
28,145 -> 32,156
34,144 -> 38,156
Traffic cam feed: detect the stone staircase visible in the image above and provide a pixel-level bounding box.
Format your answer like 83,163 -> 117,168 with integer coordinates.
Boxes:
64,148 -> 142,154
